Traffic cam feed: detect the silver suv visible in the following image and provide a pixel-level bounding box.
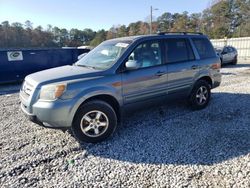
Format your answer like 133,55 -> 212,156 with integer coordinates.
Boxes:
215,46 -> 238,65
20,32 -> 221,143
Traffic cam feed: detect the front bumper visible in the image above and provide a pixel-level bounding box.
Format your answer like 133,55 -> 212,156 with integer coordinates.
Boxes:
21,103 -> 47,127
20,93 -> 74,128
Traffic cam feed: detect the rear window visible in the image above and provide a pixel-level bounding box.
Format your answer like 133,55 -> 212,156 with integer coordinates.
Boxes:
192,38 -> 215,59
165,38 -> 194,63
227,47 -> 233,52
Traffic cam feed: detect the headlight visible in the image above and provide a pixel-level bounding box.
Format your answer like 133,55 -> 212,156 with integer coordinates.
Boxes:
40,84 -> 67,101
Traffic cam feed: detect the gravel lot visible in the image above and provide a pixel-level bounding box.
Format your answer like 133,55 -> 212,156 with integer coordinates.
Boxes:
0,61 -> 250,187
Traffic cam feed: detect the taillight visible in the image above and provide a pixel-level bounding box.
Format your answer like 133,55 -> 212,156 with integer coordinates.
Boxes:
212,63 -> 221,69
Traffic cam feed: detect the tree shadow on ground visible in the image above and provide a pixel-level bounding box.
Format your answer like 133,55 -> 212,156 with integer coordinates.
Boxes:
82,92 -> 250,166
222,63 -> 250,68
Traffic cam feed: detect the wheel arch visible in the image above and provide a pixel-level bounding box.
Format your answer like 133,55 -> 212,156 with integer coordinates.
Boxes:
72,94 -> 121,124
189,75 -> 213,96
197,76 -> 213,88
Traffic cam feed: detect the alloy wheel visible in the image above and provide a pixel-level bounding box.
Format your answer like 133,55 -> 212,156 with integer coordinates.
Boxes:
196,86 -> 208,105
80,110 -> 109,137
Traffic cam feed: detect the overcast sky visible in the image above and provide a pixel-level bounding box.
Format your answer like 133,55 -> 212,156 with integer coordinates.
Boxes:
0,0 -> 210,31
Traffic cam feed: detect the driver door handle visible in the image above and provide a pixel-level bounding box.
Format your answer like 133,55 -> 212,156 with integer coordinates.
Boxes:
191,65 -> 198,70
155,71 -> 166,77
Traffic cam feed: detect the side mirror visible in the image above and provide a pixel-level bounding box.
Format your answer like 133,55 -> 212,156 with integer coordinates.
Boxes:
125,60 -> 139,70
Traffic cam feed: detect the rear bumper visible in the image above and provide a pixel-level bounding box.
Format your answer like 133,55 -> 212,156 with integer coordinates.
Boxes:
212,72 -> 222,89
213,80 -> 221,88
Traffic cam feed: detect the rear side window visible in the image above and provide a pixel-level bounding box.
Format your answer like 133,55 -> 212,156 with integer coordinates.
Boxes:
192,38 -> 215,59
165,38 -> 194,63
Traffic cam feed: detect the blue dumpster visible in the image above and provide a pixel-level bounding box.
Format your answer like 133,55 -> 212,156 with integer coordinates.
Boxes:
0,48 -> 89,84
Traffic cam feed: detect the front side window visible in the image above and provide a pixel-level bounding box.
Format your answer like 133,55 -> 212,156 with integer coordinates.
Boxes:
127,41 -> 162,68
192,38 -> 216,59
76,40 -> 131,70
165,38 -> 194,63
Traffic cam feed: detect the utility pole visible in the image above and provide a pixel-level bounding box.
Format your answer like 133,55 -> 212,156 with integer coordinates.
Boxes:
150,6 -> 158,34
150,6 -> 152,34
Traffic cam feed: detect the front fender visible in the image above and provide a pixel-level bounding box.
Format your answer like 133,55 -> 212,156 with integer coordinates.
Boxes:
67,86 -> 122,126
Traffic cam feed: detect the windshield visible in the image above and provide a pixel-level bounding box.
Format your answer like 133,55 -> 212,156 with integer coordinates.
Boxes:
214,47 -> 223,53
75,40 -> 131,70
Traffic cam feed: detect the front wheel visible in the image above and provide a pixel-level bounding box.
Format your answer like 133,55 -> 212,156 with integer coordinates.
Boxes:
231,56 -> 237,65
189,80 -> 211,110
72,100 -> 117,143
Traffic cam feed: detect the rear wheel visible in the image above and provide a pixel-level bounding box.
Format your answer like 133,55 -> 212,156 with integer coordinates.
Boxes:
72,100 -> 117,143
189,80 -> 211,110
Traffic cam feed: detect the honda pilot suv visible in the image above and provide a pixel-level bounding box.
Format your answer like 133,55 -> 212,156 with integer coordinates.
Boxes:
20,32 -> 221,143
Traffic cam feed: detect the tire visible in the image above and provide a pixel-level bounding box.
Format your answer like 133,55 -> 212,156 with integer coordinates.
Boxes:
72,100 -> 117,143
231,56 -> 237,65
220,58 -> 223,65
189,80 -> 211,110
220,58 -> 224,67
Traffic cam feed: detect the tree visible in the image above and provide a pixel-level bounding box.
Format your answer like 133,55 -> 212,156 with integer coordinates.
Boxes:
11,22 -> 25,47
233,0 -> 250,37
117,25 -> 128,37
90,30 -> 107,46
188,13 -> 202,32
200,0 -> 250,38
157,12 -> 173,32
24,20 -> 33,30
106,25 -> 119,39
82,29 -> 96,45
139,22 -> 150,35
171,12 -> 190,32
1,2 -> 250,48
127,22 -> 140,36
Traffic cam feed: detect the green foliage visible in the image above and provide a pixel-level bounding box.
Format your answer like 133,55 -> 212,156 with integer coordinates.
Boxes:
202,0 -> 250,38
0,0 -> 250,48
0,21 -> 97,48
90,30 -> 107,46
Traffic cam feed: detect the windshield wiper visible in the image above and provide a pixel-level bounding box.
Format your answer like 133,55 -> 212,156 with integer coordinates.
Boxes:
76,64 -> 97,69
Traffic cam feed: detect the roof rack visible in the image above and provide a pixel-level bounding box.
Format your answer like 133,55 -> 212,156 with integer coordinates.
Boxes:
157,32 -> 203,35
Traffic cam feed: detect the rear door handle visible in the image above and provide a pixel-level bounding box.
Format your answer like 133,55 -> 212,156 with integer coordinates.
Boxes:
191,65 -> 198,70
155,71 -> 166,77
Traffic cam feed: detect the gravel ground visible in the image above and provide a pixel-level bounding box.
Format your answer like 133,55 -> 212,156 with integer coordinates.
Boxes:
0,61 -> 250,187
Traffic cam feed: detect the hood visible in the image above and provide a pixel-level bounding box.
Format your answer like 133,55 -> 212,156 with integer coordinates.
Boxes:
26,65 -> 103,87
215,48 -> 222,53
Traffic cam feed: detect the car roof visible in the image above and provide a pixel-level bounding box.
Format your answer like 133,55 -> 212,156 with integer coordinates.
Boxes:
108,33 -> 208,43
214,46 -> 223,49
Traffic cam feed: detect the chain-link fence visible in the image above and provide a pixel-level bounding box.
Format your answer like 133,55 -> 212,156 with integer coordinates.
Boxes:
211,37 -> 250,59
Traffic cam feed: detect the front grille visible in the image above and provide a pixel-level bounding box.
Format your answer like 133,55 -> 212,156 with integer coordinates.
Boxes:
22,81 -> 34,97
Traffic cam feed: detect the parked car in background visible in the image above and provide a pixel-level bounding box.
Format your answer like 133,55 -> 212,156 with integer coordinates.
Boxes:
20,32 -> 221,143
215,46 -> 238,65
